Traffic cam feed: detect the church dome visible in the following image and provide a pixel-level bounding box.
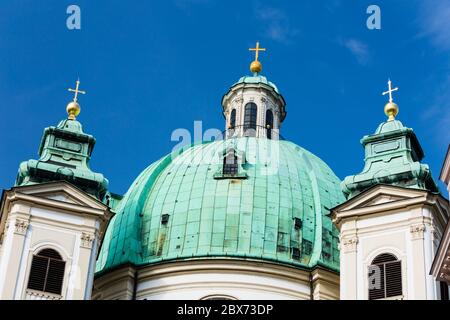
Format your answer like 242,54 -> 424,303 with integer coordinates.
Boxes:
233,75 -> 280,94
96,137 -> 345,275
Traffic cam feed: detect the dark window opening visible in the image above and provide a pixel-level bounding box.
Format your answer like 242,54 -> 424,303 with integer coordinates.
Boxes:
368,253 -> 402,300
27,249 -> 65,295
230,109 -> 236,129
223,149 -> 238,176
291,247 -> 301,260
440,281 -> 449,300
243,103 -> 257,136
294,217 -> 302,230
265,109 -> 274,139
161,214 -> 170,225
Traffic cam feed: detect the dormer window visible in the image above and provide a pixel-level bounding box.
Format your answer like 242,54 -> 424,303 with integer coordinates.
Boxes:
214,148 -> 248,180
266,109 -> 274,139
223,149 -> 238,176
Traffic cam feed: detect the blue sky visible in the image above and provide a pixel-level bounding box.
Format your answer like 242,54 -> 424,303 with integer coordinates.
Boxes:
0,0 -> 449,195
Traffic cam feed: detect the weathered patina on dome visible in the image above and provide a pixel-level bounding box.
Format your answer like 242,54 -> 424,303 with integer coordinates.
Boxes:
233,75 -> 280,94
96,137 -> 345,275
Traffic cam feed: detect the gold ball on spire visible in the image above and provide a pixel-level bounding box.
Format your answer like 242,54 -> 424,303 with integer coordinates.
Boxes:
250,60 -> 262,74
384,102 -> 399,121
67,101 -> 81,120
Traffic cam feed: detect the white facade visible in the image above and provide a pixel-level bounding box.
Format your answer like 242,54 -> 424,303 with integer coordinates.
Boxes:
332,185 -> 449,300
93,260 -> 340,300
0,182 -> 111,300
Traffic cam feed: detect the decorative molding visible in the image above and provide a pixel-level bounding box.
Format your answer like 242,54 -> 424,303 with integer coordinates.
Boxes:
341,236 -> 358,253
14,218 -> 29,235
80,232 -> 95,249
410,224 -> 426,240
25,289 -> 62,300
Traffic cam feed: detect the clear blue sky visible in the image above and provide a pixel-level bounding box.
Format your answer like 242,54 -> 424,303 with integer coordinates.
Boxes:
0,0 -> 449,195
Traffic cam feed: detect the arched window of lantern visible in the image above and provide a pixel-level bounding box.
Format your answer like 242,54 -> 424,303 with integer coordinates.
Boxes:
230,109 -> 236,129
27,248 -> 66,295
243,103 -> 257,136
368,253 -> 402,300
265,109 -> 274,139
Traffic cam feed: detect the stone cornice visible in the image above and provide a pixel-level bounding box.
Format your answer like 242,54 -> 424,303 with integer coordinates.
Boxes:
332,185 -> 447,227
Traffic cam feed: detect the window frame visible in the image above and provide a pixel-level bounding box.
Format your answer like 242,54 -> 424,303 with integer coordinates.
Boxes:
243,102 -> 258,134
265,109 -> 274,139
368,253 -> 403,300
27,248 -> 66,296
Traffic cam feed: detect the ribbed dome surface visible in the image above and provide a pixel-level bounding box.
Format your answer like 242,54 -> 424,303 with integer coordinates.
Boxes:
96,138 -> 345,274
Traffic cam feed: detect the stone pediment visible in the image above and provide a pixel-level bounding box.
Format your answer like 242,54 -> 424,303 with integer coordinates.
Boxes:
331,184 -> 438,226
11,181 -> 107,211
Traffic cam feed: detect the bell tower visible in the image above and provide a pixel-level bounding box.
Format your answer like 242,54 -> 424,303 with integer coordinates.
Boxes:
0,80 -> 112,300
332,79 -> 449,300
221,42 -> 286,139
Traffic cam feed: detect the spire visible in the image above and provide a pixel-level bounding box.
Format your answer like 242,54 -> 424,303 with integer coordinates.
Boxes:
15,79 -> 108,200
382,79 -> 399,121
341,79 -> 438,198
249,41 -> 266,75
66,79 -> 86,120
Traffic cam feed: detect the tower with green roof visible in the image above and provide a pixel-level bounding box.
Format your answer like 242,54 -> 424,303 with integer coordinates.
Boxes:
332,79 -> 448,300
94,43 -> 346,300
15,80 -> 108,200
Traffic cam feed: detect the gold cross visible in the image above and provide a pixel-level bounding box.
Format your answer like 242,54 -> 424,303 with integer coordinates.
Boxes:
382,79 -> 399,103
68,79 -> 86,102
249,41 -> 266,62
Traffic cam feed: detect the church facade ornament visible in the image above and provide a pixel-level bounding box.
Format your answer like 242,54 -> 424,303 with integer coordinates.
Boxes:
13,218 -> 29,235
410,224 -> 426,240
80,232 -> 95,249
341,236 -> 358,253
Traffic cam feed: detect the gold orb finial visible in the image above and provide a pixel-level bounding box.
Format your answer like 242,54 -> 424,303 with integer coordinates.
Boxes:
249,41 -> 266,74
250,60 -> 262,73
67,79 -> 86,120
382,79 -> 399,121
67,101 -> 81,120
384,102 -> 399,121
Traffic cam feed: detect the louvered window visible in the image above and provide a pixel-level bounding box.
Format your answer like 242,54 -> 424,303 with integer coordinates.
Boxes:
27,249 -> 65,295
368,253 -> 402,300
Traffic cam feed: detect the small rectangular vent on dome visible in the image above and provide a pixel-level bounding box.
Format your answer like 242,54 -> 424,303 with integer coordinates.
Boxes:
291,247 -> 301,260
302,240 -> 313,256
294,218 -> 302,230
161,214 -> 170,225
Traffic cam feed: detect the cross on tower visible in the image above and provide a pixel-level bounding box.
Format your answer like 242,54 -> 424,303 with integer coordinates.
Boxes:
68,79 -> 86,102
382,79 -> 399,103
249,41 -> 266,62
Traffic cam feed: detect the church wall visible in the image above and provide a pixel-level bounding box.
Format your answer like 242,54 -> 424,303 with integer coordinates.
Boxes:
336,190 -> 447,300
94,260 -> 340,300
0,184 -> 110,300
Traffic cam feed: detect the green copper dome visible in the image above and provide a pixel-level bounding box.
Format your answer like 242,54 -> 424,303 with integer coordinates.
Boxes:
96,138 -> 345,275
233,75 -> 280,94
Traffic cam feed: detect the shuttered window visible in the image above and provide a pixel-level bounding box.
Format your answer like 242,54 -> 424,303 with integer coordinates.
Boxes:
368,253 -> 402,300
27,249 -> 65,295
